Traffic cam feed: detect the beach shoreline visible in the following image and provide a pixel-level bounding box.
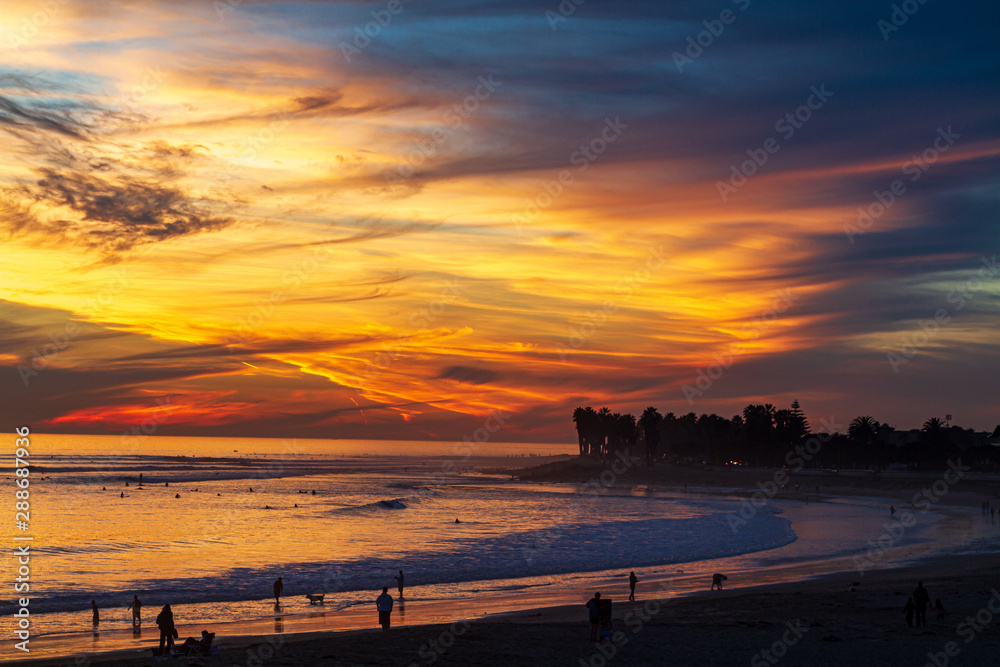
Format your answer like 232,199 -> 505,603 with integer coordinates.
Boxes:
15,550 -> 1000,666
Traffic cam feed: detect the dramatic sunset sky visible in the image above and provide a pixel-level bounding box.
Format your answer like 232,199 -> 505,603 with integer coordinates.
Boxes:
1,0 -> 998,441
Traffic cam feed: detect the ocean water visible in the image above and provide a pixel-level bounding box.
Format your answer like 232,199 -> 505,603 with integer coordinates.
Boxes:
3,434 -> 997,660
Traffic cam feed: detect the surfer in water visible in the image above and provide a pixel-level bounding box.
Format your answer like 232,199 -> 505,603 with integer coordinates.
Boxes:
128,595 -> 142,625
273,577 -> 283,604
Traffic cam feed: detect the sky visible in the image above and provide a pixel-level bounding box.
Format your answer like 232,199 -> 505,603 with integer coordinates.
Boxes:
1,0 -> 998,443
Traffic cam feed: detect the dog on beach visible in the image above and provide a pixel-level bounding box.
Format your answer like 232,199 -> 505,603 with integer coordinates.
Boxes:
711,573 -> 728,590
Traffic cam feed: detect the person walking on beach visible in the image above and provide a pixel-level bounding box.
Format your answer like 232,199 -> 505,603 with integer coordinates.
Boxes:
913,581 -> 930,627
91,600 -> 100,627
128,595 -> 142,626
395,570 -> 405,597
156,604 -> 176,655
586,592 -> 602,641
629,571 -> 638,601
273,577 -> 283,604
904,596 -> 914,627
376,587 -> 394,630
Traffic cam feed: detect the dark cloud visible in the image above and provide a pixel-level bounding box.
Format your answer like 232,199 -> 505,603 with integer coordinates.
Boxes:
0,77 -> 236,257
437,365 -> 499,384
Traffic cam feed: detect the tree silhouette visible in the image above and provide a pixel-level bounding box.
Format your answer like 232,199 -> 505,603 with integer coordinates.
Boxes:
573,407 -> 587,456
638,406 -> 662,467
848,416 -> 879,445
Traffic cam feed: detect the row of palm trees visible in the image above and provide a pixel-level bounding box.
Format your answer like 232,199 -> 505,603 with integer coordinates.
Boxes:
573,404 -> 999,470
573,401 -> 810,466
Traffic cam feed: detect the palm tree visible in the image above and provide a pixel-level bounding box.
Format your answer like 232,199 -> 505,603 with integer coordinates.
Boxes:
572,407 -> 588,456
638,407 -> 662,467
922,417 -> 945,436
596,407 -> 612,459
848,416 -> 879,445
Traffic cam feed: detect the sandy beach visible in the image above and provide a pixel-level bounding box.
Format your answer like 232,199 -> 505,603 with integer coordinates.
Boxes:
16,461 -> 1000,667
18,552 -> 1000,667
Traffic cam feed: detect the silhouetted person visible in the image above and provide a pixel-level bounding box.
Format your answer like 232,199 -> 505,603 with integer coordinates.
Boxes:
395,570 -> 405,597
273,577 -> 283,604
890,505 -> 895,517
180,630 -> 215,656
156,604 -> 176,655
128,595 -> 142,626
913,581 -> 930,627
586,592 -> 602,641
711,573 -> 728,590
629,571 -> 638,601
120,491 -> 124,498
376,587 -> 394,630
139,473 -> 143,486
91,600 -> 99,626
904,597 -> 914,627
